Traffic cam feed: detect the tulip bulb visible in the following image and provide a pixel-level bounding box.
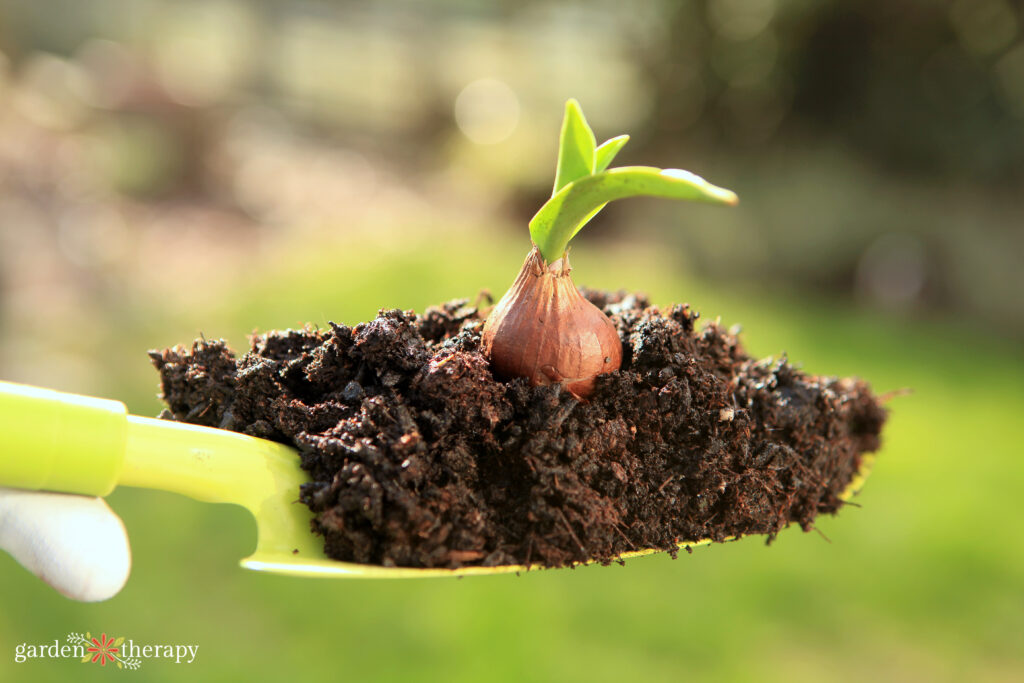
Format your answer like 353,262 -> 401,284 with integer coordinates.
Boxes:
482,246 -> 622,399
480,99 -> 736,397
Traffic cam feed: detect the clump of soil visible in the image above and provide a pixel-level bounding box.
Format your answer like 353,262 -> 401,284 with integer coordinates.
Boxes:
150,291 -> 886,569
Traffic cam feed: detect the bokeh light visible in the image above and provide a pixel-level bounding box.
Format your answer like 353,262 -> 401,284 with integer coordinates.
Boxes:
454,78 -> 521,145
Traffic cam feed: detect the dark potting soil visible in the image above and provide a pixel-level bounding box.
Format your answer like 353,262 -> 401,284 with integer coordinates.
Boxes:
150,291 -> 886,569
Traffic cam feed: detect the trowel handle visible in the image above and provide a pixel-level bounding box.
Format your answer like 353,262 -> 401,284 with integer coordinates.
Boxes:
0,381 -> 128,497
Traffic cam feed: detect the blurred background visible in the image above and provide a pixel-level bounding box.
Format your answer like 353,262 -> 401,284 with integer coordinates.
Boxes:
0,0 -> 1021,681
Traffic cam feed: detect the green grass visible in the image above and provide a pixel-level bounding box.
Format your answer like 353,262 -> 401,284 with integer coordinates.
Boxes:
2,232 -> 1021,682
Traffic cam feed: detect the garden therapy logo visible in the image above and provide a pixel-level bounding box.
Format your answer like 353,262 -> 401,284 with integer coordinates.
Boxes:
13,632 -> 198,669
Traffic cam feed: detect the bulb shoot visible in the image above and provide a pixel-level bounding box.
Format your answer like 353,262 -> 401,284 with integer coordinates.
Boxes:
482,99 -> 737,398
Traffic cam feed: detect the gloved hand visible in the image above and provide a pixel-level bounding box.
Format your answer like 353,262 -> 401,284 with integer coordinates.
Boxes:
0,488 -> 131,602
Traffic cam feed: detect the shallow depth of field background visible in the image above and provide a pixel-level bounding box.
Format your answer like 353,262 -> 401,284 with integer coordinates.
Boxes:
0,1 -> 1021,681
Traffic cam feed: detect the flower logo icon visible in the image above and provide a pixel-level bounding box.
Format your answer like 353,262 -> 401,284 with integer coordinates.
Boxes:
85,633 -> 123,666
66,631 -> 141,669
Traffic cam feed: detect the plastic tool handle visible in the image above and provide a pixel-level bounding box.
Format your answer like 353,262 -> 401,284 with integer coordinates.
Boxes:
0,381 -> 128,497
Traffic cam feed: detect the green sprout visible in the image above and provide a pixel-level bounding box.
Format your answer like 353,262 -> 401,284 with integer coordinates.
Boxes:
482,99 -> 739,398
529,99 -> 738,263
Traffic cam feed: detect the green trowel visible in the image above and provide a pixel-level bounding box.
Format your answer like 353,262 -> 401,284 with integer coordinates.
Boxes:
0,380 -> 874,578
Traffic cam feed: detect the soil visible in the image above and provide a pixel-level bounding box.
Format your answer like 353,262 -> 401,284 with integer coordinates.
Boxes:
150,290 -> 886,569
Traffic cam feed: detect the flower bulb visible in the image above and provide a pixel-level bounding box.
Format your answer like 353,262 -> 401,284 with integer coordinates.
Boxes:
482,247 -> 622,398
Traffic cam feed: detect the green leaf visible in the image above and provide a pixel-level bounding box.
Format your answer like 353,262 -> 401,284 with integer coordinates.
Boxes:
594,135 -> 629,172
552,99 -> 597,194
567,203 -> 607,241
529,166 -> 738,262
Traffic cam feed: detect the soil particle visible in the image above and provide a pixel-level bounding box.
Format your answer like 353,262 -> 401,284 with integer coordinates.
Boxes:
150,291 -> 886,569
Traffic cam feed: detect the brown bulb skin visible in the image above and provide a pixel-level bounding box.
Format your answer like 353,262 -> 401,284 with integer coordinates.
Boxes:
481,246 -> 623,399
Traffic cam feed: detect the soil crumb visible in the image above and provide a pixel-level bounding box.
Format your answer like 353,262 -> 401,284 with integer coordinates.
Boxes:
150,292 -> 886,569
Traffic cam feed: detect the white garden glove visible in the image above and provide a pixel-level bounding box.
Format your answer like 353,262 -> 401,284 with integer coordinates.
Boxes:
0,488 -> 131,602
